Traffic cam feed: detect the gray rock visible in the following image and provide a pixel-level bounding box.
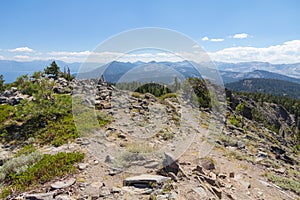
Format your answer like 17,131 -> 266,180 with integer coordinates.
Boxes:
193,165 -> 205,175
122,186 -> 153,195
192,187 -> 207,198
0,96 -> 7,104
218,173 -> 227,179
55,194 -> 72,200
270,145 -> 285,155
200,158 -> 215,170
75,138 -> 90,145
156,194 -> 169,200
10,87 -> 18,92
163,152 -> 179,174
211,186 -> 222,199
110,187 -> 121,194
105,155 -> 114,163
108,168 -> 122,176
257,151 -> 268,158
25,192 -> 56,200
239,179 -> 251,189
0,150 -> 12,166
123,174 -> 171,188
168,191 -> 178,200
2,90 -> 12,97
199,174 -> 217,186
83,186 -> 100,198
117,132 -> 127,139
78,163 -> 88,170
272,167 -> 286,174
144,161 -> 160,169
8,96 -> 24,105
167,172 -> 178,182
51,178 -> 76,189
99,187 -> 111,197
237,140 -> 245,149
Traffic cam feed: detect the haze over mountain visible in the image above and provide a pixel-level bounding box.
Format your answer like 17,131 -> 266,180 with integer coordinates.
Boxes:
217,62 -> 300,79
1,60 -> 300,84
0,60 -> 101,83
220,69 -> 300,84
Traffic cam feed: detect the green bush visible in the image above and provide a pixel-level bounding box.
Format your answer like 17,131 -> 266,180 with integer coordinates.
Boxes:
228,114 -> 242,127
235,103 -> 245,113
135,83 -> 172,97
265,173 -> 300,194
0,94 -> 77,145
132,92 -> 144,99
0,74 -> 4,93
97,112 -> 113,127
0,151 -> 43,182
1,152 -> 84,198
73,97 -> 113,136
0,104 -> 14,124
156,129 -> 174,140
159,93 -> 177,100
15,144 -> 37,157
36,114 -> 78,147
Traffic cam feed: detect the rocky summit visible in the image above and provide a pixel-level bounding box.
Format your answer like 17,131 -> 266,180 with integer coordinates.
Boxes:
0,71 -> 299,200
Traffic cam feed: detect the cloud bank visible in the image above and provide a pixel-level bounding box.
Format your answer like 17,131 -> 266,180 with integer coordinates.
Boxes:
1,40 -> 300,64
209,40 -> 300,64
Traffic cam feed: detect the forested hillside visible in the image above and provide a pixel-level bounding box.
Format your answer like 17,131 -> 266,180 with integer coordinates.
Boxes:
225,78 -> 300,99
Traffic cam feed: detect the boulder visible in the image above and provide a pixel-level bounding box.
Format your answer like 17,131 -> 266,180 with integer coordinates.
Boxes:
123,174 -> 171,188
99,187 -> 111,197
51,178 -> 76,189
200,158 -> 215,170
237,140 -> 245,149
270,145 -> 285,155
0,96 -> 7,104
162,152 -> 179,174
78,163 -> 88,170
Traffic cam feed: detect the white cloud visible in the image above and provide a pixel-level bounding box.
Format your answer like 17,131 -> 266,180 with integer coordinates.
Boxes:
48,51 -> 91,57
232,33 -> 249,39
0,55 -> 4,60
202,36 -> 209,41
209,40 -> 300,64
9,47 -> 34,53
201,36 -> 224,42
210,38 -> 224,42
12,51 -> 185,63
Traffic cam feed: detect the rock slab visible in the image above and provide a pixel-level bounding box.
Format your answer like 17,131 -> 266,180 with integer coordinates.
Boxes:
123,174 -> 171,188
51,178 -> 76,189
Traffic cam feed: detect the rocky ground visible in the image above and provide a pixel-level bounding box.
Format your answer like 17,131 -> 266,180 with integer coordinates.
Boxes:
0,78 -> 299,200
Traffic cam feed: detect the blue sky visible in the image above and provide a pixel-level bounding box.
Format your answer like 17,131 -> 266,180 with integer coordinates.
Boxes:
1,0 -> 300,63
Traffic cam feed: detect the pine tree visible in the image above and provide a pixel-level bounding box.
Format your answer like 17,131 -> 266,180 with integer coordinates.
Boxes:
44,61 -> 61,79
0,74 -> 4,93
67,67 -> 72,81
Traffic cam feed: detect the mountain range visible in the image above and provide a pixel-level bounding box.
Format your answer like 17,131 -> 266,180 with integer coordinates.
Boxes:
220,69 -> 300,84
1,60 -> 300,85
225,78 -> 300,98
216,61 -> 300,79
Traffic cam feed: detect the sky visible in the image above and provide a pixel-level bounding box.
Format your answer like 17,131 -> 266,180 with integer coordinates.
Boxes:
0,0 -> 300,64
